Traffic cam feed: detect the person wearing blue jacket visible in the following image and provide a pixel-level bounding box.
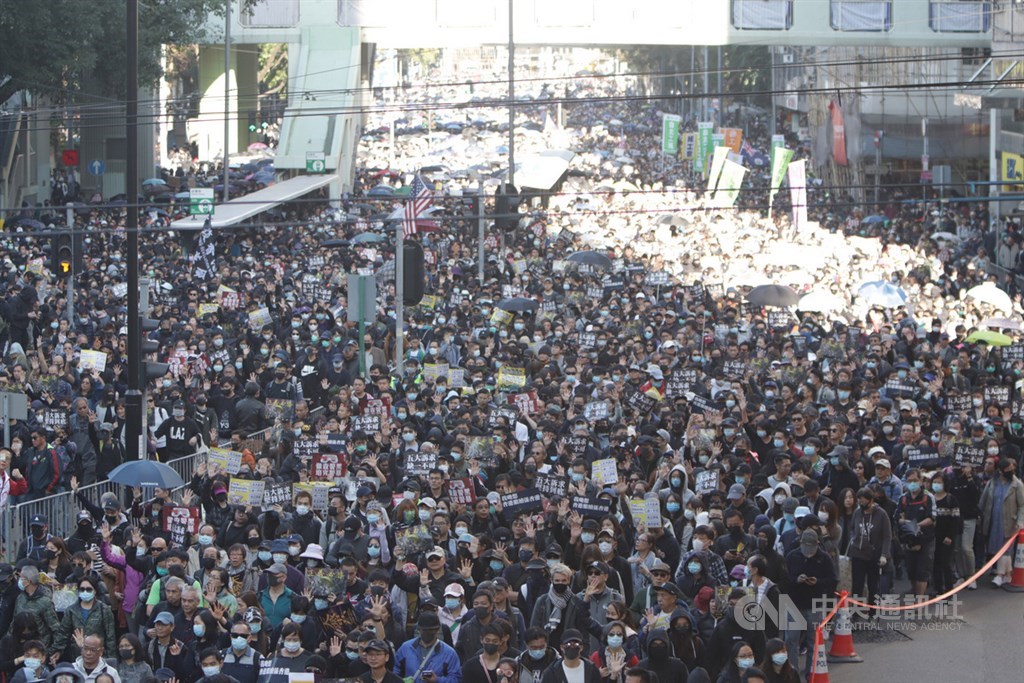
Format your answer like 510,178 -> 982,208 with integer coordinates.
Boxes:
394,611 -> 461,683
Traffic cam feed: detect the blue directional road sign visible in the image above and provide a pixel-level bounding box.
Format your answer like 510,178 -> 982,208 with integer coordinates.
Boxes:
87,160 -> 105,176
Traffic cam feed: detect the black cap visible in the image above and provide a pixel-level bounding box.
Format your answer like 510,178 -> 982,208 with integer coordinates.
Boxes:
562,629 -> 584,644
417,611 -> 441,629
653,581 -> 683,598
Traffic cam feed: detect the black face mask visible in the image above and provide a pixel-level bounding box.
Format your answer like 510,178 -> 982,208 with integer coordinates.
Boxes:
729,526 -> 744,539
562,646 -> 581,661
552,583 -> 569,595
482,643 -> 499,655
247,537 -> 260,548
859,501 -> 871,510
648,644 -> 668,661
201,557 -> 216,571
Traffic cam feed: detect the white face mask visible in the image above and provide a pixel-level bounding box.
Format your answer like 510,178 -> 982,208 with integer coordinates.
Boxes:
691,539 -> 704,552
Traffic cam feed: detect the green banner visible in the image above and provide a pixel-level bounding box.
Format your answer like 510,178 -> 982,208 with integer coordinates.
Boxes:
695,122 -> 714,173
769,147 -> 794,201
712,159 -> 747,208
661,114 -> 682,155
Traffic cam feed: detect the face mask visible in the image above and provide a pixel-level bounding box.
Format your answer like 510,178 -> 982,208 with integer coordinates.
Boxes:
439,464 -> 450,474
581,532 -> 595,544
249,622 -> 261,634
455,526 -> 468,536
119,647 -> 134,661
198,534 -> 213,546
784,513 -> 795,522
290,613 -> 306,624
489,560 -> 504,572
683,508 -> 695,520
258,551 -> 272,563
687,562 -> 702,574
418,509 -> 432,522
765,391 -> 775,399
691,538 -> 704,552
283,641 -> 301,653
648,645 -> 667,661
452,452 -> 463,462
906,482 -> 920,493
737,657 -> 755,670
607,635 -> 623,648
367,514 -> 381,524
932,482 -> 944,493
156,567 -> 169,577
803,446 -> 815,457
773,439 -> 785,448
725,401 -> 736,410
272,553 -> 288,564
973,398 -> 983,407
830,457 -> 840,466
23,659 -> 40,671
818,511 -> 829,523
403,432 -> 416,443
445,597 -> 461,610
571,472 -> 585,483
667,502 -> 681,513
79,589 -> 95,602
136,546 -> 146,557
552,583 -> 569,594
194,624 -> 206,637
770,651 -> 790,666
598,541 -> 613,555
368,546 -> 381,558
562,646 -> 581,661
699,455 -> 710,465
529,648 -> 546,660
988,447 -> 1000,456
295,504 -> 310,516
670,477 -> 682,488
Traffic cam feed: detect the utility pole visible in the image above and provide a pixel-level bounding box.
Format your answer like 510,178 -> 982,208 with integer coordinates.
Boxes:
395,217 -> 404,368
507,0 -> 515,187
126,0 -> 144,461
478,192 -> 486,285
223,0 -> 232,202
65,204 -> 74,325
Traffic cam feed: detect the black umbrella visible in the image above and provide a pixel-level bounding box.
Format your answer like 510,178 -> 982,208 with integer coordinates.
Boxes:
566,250 -> 612,270
498,297 -> 539,313
746,284 -> 800,308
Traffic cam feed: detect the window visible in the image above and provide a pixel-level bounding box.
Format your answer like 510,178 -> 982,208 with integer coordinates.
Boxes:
930,1 -> 991,33
732,0 -> 793,30
830,1 -> 893,32
239,0 -> 299,27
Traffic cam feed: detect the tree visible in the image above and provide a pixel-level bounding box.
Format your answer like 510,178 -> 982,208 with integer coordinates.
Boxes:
0,0 -> 247,104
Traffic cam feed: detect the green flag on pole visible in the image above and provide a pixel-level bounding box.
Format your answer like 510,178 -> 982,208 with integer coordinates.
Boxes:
695,122 -> 714,174
769,147 -> 794,202
661,114 -> 682,155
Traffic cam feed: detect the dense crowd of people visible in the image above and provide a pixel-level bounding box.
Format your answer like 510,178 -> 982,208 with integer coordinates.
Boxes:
0,68 -> 1023,683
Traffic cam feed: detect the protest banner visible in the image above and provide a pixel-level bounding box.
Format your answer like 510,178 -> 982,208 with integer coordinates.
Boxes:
405,451 -> 437,476
227,478 -> 265,506
695,470 -> 720,496
207,448 -> 243,476
448,478 -> 477,505
311,453 -> 347,480
571,495 -> 613,519
466,436 -> 498,466
500,487 -> 543,521
584,401 -> 610,421
395,524 -> 434,557
292,482 -> 332,511
903,446 -> 943,469
496,367 -> 527,391
644,493 -> 663,528
592,458 -> 618,486
162,505 -> 202,547
536,473 -> 567,498
562,436 -> 589,458
953,444 -> 985,468
262,482 -> 293,509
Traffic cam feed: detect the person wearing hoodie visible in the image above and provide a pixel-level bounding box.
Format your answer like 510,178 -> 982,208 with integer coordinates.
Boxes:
637,629 -> 689,683
714,641 -> 756,683
666,608 -> 703,673
705,588 -> 765,681
659,465 -> 695,508
677,553 -> 716,601
751,526 -> 787,591
518,627 -> 559,683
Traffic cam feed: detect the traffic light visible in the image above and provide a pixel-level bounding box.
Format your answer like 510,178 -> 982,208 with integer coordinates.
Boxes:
51,230 -> 73,279
403,241 -> 425,306
247,112 -> 257,133
140,317 -> 168,380
495,183 -> 520,232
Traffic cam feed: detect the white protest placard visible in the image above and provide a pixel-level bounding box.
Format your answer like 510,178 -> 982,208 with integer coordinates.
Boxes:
79,350 -> 107,373
591,458 -> 618,486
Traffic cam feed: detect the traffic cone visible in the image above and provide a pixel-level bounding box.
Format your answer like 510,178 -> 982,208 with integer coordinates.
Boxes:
1003,529 -> 1024,592
809,628 -> 830,683
827,593 -> 863,663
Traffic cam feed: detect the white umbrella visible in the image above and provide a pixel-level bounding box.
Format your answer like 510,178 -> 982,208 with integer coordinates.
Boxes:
930,232 -> 960,242
966,283 -> 1014,312
799,290 -> 846,313
980,316 -> 1022,331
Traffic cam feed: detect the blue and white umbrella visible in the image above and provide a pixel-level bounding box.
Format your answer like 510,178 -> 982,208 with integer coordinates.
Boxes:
858,281 -> 907,308
107,460 -> 184,488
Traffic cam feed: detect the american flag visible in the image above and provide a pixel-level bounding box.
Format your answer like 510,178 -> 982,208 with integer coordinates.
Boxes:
403,175 -> 433,238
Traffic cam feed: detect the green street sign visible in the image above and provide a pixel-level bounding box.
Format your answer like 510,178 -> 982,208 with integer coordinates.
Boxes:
306,152 -> 326,174
189,188 -> 214,216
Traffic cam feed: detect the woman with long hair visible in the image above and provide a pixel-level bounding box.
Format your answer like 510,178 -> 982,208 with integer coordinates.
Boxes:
115,634 -> 153,683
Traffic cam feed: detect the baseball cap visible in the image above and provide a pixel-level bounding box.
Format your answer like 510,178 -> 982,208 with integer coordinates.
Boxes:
268,563 -> 288,574
443,583 -> 465,597
562,629 -> 584,645
875,459 -> 892,470
727,484 -> 746,500
653,581 -> 683,598
425,546 -> 445,560
417,611 -> 441,629
800,530 -> 820,557
154,611 -> 175,625
29,514 -> 47,527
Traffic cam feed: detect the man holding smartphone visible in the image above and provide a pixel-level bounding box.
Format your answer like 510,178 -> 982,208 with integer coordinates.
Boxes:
393,611 -> 461,683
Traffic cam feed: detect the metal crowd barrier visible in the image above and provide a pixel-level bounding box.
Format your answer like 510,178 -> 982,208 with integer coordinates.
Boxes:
1,414 -> 316,561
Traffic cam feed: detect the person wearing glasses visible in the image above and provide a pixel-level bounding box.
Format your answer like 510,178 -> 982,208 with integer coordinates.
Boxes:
359,640 -> 401,683
221,622 -> 263,683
